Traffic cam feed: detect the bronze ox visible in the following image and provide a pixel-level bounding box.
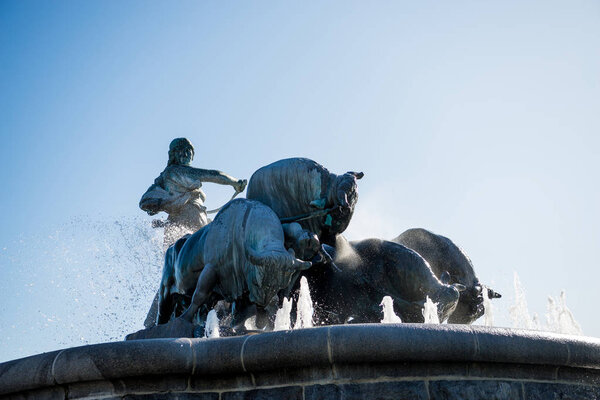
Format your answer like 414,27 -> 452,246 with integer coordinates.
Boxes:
297,238 -> 463,324
156,199 -> 311,326
393,228 -> 501,324
246,158 -> 363,247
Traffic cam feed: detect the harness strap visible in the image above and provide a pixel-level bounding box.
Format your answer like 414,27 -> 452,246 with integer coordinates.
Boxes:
279,207 -> 335,224
206,190 -> 243,214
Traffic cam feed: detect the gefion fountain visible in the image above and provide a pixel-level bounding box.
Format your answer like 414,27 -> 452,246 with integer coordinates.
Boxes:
1,143 -> 599,400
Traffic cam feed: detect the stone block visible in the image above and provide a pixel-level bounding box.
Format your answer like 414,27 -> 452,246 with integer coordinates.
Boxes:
565,336 -> 600,368
329,324 -> 477,365
333,361 -> 467,381
125,319 -> 195,341
191,336 -> 247,375
242,328 -> 330,372
2,386 -> 65,400
53,339 -> 193,384
252,365 -> 333,387
428,380 -> 523,400
472,327 -> 569,367
304,381 -> 428,400
221,386 -> 303,400
122,394 -> 218,400
116,375 -> 189,395
66,380 -> 119,399
67,375 -> 189,399
467,362 -> 558,382
524,382 -> 600,400
556,366 -> 600,386
0,350 -> 61,395
190,374 -> 254,392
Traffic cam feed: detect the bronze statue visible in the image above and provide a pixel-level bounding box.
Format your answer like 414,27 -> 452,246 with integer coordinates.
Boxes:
298,238 -> 463,324
130,152 -> 501,339
393,228 -> 501,324
139,138 -> 247,248
246,158 -> 363,247
157,199 -> 312,328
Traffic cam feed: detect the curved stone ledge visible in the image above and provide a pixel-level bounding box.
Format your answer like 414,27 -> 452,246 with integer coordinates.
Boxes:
1,324 -> 599,399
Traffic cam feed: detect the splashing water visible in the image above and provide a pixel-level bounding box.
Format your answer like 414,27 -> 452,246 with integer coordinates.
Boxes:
0,216 -> 164,362
482,288 -> 494,327
422,296 -> 440,324
507,273 -> 581,335
380,296 -> 402,323
244,316 -> 258,331
274,297 -> 293,331
546,291 -> 582,335
509,272 -> 535,330
204,310 -> 220,338
294,277 -> 314,329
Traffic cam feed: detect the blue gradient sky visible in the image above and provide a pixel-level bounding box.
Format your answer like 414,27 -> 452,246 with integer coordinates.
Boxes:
1,1 -> 599,359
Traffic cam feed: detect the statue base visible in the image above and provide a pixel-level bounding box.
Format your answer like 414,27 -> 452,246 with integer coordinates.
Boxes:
125,318 -> 196,340
2,324 -> 599,399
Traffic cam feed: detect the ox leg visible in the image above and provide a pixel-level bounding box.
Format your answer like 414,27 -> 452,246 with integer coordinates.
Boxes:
179,263 -> 218,322
255,306 -> 271,330
157,289 -> 174,325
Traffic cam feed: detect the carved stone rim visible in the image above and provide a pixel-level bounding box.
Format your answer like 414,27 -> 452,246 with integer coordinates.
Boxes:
0,324 -> 598,395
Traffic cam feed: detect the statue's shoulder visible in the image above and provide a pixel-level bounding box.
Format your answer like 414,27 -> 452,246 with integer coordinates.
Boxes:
162,165 -> 193,179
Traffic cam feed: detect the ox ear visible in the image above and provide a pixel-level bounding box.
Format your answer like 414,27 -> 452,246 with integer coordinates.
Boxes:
348,171 -> 364,180
440,271 -> 452,284
453,283 -> 466,292
310,198 -> 327,210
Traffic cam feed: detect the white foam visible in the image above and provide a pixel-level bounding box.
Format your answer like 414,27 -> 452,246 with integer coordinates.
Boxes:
294,277 -> 314,329
204,310 -> 220,338
423,296 -> 440,324
380,296 -> 402,323
274,297 -> 293,331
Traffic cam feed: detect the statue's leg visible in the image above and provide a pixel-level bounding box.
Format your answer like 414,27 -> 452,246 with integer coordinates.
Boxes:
255,306 -> 271,330
157,288 -> 174,325
231,298 -> 257,332
179,263 -> 218,322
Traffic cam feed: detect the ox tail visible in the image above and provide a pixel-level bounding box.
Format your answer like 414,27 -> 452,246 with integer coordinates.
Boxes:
246,247 -> 312,271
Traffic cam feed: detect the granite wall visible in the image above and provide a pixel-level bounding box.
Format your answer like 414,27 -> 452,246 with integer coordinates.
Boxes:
1,324 -> 599,400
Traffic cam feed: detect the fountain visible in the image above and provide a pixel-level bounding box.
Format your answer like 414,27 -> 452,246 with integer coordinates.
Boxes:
422,296 -> 440,324
380,296 -> 402,323
1,153 -> 599,400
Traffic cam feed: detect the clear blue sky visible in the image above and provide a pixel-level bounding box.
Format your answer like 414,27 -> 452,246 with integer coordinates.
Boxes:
1,1 -> 599,361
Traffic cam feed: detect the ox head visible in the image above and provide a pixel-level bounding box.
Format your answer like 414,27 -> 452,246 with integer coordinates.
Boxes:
441,271 -> 501,324
326,171 -> 364,235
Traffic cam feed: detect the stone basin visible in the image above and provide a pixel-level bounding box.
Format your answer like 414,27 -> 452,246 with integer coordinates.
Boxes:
1,324 -> 599,399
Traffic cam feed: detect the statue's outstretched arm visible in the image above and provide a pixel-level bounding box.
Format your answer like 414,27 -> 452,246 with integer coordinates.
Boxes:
188,168 -> 247,192
139,184 -> 190,215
